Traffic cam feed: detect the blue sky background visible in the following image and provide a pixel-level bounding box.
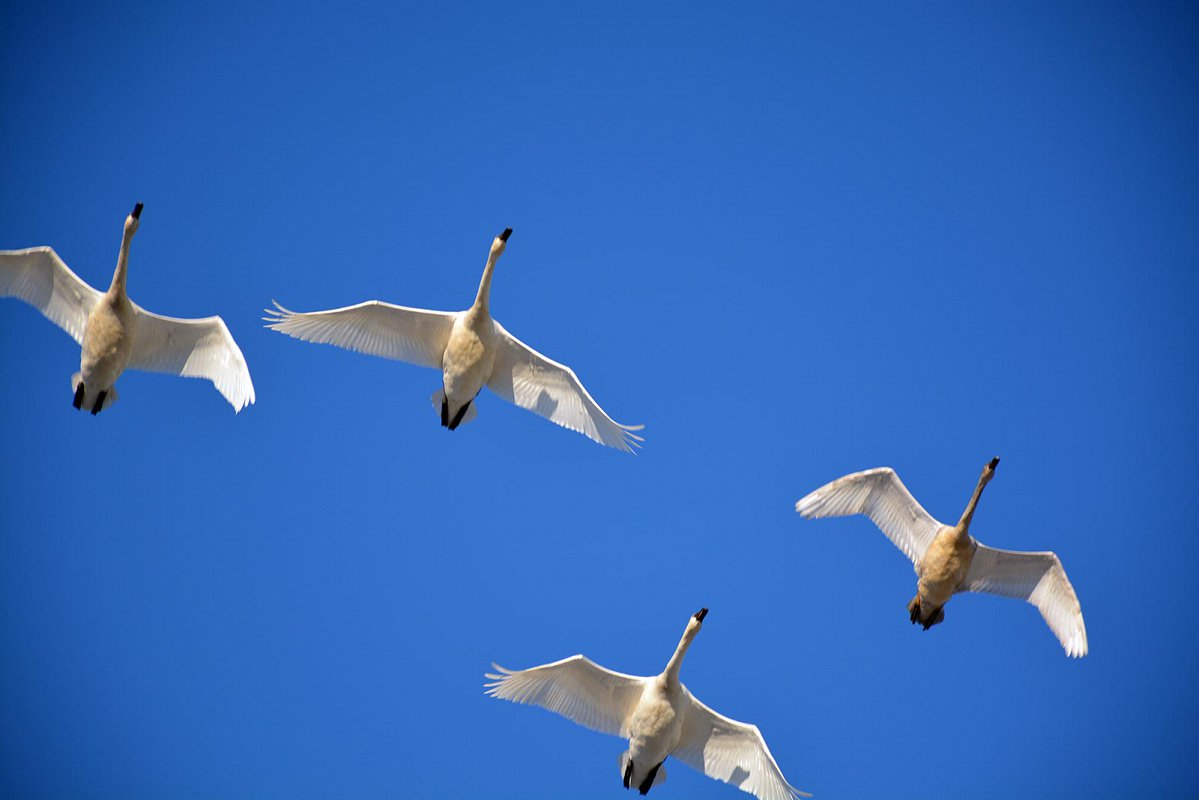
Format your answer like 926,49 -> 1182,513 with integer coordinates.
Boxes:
2,2 -> 1197,797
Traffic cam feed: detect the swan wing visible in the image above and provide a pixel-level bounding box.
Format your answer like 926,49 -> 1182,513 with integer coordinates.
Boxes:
127,306 -> 256,412
484,655 -> 648,738
264,299 -> 455,369
795,467 -> 944,566
960,542 -> 1088,657
486,321 -> 644,452
673,692 -> 811,800
0,247 -> 102,345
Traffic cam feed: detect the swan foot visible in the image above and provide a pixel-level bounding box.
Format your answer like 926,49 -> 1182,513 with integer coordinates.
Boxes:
90,391 -> 107,416
907,595 -> 921,624
440,397 -> 449,427
72,382 -> 85,410
923,605 -> 945,630
638,762 -> 662,795
448,400 -> 472,431
623,756 -> 634,789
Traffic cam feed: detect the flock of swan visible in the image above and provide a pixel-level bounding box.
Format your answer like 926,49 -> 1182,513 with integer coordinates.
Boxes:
1,204 -> 1089,799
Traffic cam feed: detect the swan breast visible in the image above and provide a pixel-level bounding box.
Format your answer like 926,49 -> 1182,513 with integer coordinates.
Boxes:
917,526 -> 976,605
442,312 -> 497,400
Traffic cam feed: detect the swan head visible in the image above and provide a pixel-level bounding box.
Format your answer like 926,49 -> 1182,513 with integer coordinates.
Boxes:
125,202 -> 143,235
982,456 -> 1000,482
490,227 -> 512,259
689,607 -> 709,632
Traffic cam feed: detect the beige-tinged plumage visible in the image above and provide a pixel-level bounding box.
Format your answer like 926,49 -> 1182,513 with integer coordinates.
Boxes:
795,458 -> 1088,658
0,204 -> 255,413
264,228 -> 644,451
486,609 -> 810,800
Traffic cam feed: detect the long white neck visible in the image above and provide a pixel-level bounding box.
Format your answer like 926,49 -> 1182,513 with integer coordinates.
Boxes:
664,623 -> 700,684
472,231 -> 510,313
110,222 -> 137,297
472,250 -> 500,312
957,470 -> 992,532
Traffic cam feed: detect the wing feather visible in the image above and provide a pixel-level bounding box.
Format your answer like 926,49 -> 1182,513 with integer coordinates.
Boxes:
0,247 -> 102,344
795,467 -> 944,566
961,543 -> 1088,657
127,306 -> 256,412
484,655 -> 648,738
673,692 -> 811,800
487,321 -> 644,452
264,299 -> 455,369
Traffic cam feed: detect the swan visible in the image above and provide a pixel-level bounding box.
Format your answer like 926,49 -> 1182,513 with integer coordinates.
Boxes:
264,228 -> 643,451
795,458 -> 1088,657
0,203 -> 255,413
486,609 -> 810,800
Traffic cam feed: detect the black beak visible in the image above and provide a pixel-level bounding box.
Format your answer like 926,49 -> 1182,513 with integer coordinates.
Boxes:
131,202 -> 144,220
988,457 -> 1000,469
694,608 -> 708,623
499,228 -> 512,242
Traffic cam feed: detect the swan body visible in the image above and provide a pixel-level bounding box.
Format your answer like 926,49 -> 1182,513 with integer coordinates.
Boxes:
486,609 -> 810,800
795,458 -> 1088,657
0,203 -> 255,413
264,228 -> 644,451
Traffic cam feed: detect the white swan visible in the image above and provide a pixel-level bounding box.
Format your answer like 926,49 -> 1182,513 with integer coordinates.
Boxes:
264,229 -> 643,451
795,458 -> 1088,657
486,609 -> 810,800
0,203 -> 255,413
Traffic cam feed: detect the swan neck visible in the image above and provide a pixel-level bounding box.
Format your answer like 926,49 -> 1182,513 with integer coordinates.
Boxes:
111,226 -> 135,296
473,251 -> 500,311
664,625 -> 699,683
957,473 -> 990,531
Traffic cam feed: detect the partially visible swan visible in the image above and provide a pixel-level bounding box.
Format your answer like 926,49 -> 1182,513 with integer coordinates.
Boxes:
264,229 -> 643,452
486,609 -> 810,799
0,203 -> 255,413
795,458 -> 1088,657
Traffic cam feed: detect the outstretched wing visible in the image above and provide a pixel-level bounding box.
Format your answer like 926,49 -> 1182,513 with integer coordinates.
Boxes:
961,542 -> 1088,658
484,655 -> 648,738
128,306 -> 256,412
796,467 -> 945,566
264,299 -> 456,370
0,247 -> 102,344
487,320 -> 644,452
673,691 -> 811,800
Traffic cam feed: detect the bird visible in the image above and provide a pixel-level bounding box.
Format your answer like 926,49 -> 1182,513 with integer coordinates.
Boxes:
0,203 -> 255,413
795,458 -> 1088,657
263,228 -> 643,452
485,609 -> 810,800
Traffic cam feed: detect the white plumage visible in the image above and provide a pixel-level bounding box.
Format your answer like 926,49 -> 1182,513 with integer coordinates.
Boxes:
796,461 -> 1087,658
0,205 -> 255,413
486,610 -> 810,800
265,228 -> 642,451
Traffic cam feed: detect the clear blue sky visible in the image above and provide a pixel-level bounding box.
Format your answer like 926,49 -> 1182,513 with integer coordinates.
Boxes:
2,2 -> 1196,797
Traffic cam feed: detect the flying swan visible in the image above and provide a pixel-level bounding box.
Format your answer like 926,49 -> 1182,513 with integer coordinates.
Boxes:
0,203 -> 255,413
486,609 -> 810,799
795,458 -> 1088,657
264,228 -> 643,452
